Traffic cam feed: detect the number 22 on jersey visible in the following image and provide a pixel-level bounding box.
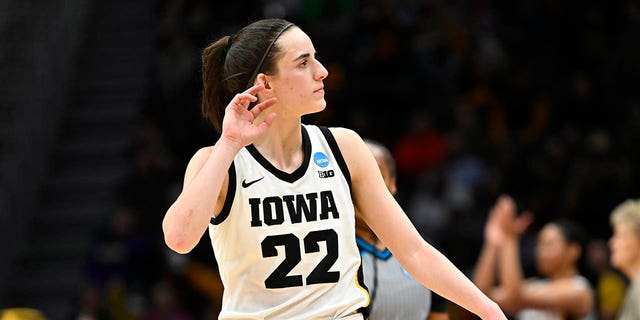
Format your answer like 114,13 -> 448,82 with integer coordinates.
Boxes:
261,229 -> 339,288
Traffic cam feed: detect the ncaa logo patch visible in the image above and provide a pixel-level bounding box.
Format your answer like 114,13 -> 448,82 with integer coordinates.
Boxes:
313,152 -> 330,168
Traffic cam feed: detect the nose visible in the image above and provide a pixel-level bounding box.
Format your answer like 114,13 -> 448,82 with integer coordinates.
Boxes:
315,60 -> 328,80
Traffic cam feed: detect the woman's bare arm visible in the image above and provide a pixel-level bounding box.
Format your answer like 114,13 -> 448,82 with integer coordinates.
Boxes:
517,279 -> 595,318
162,84 -> 276,253
473,202 -> 508,295
331,127 -> 506,320
162,143 -> 236,253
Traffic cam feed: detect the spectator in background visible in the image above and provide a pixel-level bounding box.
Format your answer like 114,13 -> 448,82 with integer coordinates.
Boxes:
608,199 -> 640,320
85,206 -> 160,290
584,239 -> 626,320
473,195 -> 596,319
356,139 -> 449,320
163,250 -> 225,318
393,113 -> 448,177
119,121 -> 175,238
84,206 -> 165,317
69,285 -> 108,320
140,280 -> 195,320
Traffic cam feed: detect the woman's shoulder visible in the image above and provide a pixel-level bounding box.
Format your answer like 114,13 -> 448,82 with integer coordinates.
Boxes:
321,126 -> 361,144
567,275 -> 595,292
524,275 -> 594,299
182,146 -> 215,182
317,127 -> 379,185
319,127 -> 369,158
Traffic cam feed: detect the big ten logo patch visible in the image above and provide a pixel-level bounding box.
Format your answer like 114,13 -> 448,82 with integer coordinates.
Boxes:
318,170 -> 334,178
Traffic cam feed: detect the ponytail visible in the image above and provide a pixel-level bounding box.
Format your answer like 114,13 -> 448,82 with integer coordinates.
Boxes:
201,36 -> 230,133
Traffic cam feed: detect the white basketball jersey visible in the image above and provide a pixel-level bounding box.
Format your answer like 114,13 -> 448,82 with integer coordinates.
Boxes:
208,125 -> 369,319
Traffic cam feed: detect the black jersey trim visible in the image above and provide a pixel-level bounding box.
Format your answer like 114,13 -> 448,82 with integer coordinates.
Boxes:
210,162 -> 236,225
357,258 -> 370,318
318,126 -> 352,193
245,126 -> 311,184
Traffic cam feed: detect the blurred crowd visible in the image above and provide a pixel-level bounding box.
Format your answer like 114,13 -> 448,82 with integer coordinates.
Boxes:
68,0 -> 640,319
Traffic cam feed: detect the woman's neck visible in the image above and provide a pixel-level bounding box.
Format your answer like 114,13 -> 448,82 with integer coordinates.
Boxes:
253,119 -> 303,173
622,261 -> 640,281
548,265 -> 579,280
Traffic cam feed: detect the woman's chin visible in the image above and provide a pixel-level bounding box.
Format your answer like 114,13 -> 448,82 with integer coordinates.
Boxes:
610,256 -> 622,270
307,102 -> 327,114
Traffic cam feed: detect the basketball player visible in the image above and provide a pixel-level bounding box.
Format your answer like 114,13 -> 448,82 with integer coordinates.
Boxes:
356,139 -> 449,320
162,18 -> 506,319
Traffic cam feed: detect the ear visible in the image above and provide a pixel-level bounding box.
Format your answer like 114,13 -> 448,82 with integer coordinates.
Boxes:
255,73 -> 272,92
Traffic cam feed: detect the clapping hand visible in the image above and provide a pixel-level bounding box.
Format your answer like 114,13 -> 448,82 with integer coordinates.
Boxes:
485,195 -> 534,244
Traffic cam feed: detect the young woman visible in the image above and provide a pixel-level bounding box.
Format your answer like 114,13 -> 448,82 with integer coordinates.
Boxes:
162,18 -> 506,320
473,196 -> 595,320
608,199 -> 640,320
355,139 -> 449,320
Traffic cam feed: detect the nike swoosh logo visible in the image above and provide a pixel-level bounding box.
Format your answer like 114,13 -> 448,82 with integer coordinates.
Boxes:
242,177 -> 264,188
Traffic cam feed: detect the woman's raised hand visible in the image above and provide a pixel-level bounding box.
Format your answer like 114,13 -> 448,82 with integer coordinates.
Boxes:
494,195 -> 534,239
485,198 -> 509,245
485,195 -> 535,244
220,84 -> 278,149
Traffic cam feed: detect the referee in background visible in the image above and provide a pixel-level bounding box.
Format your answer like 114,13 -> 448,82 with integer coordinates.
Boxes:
356,139 -> 449,320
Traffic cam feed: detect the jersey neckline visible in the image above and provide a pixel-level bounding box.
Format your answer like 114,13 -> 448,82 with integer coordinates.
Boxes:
245,125 -> 311,184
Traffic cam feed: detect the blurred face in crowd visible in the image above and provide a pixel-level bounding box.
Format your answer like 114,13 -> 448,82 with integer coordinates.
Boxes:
371,148 -> 397,196
609,222 -> 640,276
536,223 -> 579,277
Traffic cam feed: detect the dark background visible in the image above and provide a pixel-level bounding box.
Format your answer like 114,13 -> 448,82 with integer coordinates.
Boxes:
1,0 -> 639,319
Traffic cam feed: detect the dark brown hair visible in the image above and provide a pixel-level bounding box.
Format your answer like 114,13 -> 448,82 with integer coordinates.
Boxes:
201,18 -> 295,132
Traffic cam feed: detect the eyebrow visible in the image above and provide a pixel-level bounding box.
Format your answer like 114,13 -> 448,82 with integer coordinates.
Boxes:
292,52 -> 314,62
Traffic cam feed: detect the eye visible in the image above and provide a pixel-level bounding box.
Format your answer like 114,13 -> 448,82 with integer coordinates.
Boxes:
300,60 -> 308,67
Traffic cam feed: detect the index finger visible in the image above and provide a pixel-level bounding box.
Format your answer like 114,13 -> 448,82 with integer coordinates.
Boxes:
245,83 -> 266,96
